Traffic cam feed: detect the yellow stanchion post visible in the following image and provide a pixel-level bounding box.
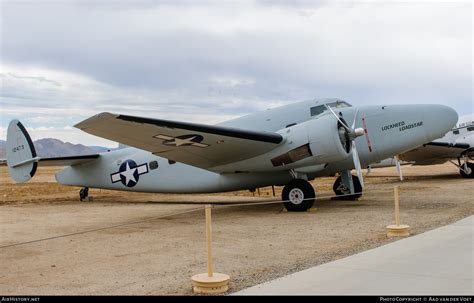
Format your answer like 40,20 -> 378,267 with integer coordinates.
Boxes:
191,205 -> 230,294
386,186 -> 410,237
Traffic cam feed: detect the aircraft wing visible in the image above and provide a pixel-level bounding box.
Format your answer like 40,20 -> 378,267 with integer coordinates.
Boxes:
75,112 -> 283,170
399,142 -> 471,165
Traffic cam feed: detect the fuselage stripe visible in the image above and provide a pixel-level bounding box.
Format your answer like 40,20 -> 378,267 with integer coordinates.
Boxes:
362,117 -> 373,152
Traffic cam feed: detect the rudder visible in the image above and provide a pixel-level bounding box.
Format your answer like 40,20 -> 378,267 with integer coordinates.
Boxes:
6,120 -> 38,183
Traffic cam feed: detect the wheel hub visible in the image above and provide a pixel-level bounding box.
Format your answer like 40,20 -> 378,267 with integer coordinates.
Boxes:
465,166 -> 472,175
288,188 -> 304,205
337,183 -> 350,195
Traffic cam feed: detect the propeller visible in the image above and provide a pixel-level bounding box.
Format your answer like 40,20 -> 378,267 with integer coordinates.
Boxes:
394,155 -> 403,181
326,105 -> 365,188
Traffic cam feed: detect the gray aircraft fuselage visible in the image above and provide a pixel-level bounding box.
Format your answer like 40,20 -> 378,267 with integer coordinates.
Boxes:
55,99 -> 457,193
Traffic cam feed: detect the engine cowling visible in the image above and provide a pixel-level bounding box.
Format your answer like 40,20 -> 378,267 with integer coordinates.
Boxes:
268,114 -> 352,170
304,114 -> 352,164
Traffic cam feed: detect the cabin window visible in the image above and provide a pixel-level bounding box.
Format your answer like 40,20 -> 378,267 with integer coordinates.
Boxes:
452,130 -> 460,135
149,161 -> 159,170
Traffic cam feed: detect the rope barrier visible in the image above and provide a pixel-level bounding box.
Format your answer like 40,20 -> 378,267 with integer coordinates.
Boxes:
0,187 -> 396,249
0,206 -> 203,249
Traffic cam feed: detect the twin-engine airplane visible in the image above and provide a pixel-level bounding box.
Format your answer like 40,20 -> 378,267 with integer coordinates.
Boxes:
6,99 -> 457,211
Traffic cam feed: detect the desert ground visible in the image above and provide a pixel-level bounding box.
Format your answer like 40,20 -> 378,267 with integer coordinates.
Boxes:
0,163 -> 472,295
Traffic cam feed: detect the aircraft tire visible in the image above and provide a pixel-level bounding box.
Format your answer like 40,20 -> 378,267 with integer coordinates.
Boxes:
333,175 -> 362,200
460,162 -> 474,178
282,179 -> 315,212
79,187 -> 89,202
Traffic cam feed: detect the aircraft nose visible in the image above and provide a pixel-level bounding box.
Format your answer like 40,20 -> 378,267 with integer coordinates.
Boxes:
423,104 -> 458,139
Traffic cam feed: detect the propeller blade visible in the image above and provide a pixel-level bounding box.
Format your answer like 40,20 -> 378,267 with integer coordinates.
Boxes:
394,155 -> 403,181
327,103 -> 365,190
351,141 -> 364,189
325,104 -> 351,132
351,108 -> 359,129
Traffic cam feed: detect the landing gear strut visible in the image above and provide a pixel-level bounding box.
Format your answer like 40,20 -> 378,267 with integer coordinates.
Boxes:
333,175 -> 362,200
459,162 -> 474,178
282,179 -> 315,212
79,187 -> 89,201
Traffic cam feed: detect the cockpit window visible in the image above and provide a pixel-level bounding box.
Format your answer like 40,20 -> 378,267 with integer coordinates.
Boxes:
310,105 -> 326,117
310,101 -> 351,117
452,129 -> 460,135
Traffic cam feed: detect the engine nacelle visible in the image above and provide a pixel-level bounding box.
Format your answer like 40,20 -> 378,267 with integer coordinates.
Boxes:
212,113 -> 354,173
272,114 -> 351,169
306,114 -> 351,163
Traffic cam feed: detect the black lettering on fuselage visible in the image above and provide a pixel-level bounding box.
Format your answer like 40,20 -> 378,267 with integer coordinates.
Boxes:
399,121 -> 423,132
381,121 -> 405,132
381,121 -> 423,132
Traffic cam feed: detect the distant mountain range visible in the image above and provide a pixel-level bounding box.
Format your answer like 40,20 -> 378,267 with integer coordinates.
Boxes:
0,138 -> 113,159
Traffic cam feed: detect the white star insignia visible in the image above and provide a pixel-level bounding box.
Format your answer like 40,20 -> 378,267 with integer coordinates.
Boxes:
120,162 -> 137,185
153,134 -> 209,148
111,161 -> 149,186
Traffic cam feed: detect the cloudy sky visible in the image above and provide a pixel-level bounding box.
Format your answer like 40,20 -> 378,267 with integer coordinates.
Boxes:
0,0 -> 472,147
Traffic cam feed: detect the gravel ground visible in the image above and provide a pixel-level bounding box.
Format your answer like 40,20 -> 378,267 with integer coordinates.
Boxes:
0,164 -> 472,295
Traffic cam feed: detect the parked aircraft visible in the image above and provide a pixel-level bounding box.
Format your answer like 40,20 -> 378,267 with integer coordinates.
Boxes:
6,99 -> 457,211
397,114 -> 473,178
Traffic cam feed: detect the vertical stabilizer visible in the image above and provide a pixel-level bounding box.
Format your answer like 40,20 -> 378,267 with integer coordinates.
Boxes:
6,120 -> 38,182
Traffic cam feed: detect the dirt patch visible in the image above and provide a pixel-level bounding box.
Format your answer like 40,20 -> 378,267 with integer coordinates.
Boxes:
0,163 -> 472,295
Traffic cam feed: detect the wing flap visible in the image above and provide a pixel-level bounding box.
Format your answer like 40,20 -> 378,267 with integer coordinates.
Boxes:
75,112 -> 283,170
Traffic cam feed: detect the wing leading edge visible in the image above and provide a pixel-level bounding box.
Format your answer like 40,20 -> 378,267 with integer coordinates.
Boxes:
75,112 -> 284,170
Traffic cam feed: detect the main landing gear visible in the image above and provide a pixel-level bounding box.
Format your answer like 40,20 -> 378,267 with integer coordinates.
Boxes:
282,179 -> 315,212
332,175 -> 362,200
332,171 -> 362,200
79,187 -> 89,201
281,171 -> 363,211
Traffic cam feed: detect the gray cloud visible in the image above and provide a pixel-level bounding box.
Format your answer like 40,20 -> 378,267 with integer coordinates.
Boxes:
0,1 -> 472,144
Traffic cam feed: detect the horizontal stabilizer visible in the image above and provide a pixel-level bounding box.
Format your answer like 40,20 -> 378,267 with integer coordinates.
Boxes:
37,154 -> 100,166
10,153 -> 99,170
